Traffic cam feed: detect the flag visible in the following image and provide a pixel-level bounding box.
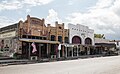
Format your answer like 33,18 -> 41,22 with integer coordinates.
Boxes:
31,42 -> 37,53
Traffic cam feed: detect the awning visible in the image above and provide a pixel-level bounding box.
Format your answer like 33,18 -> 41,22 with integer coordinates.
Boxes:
19,38 -> 60,44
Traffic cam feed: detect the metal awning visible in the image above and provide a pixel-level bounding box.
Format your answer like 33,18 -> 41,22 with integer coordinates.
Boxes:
19,38 -> 60,44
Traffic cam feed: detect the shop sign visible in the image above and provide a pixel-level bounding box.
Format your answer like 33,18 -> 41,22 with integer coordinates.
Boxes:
0,31 -> 16,38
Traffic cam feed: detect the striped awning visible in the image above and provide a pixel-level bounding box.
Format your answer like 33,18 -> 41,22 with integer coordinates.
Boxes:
19,38 -> 60,44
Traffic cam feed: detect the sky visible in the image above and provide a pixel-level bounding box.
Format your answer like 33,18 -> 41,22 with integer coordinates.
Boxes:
0,0 -> 120,40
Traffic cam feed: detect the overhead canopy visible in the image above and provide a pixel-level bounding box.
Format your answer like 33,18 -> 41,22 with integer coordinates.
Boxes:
95,43 -> 116,48
19,38 -> 60,44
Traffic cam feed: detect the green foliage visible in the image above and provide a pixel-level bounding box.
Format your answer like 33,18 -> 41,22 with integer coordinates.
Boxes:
13,53 -> 21,59
94,34 -> 105,39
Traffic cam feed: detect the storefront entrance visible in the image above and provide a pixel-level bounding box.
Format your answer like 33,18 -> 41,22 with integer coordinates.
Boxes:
20,38 -> 59,60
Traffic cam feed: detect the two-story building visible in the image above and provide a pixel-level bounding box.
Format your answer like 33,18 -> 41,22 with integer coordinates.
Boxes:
0,15 -> 69,60
64,23 -> 95,58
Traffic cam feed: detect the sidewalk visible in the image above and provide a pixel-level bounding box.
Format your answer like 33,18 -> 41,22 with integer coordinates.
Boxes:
0,54 -> 117,67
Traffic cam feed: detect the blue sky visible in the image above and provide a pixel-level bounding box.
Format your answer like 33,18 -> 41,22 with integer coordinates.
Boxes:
0,0 -> 97,22
0,0 -> 120,40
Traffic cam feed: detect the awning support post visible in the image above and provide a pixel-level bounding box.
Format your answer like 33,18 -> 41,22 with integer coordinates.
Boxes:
72,47 -> 73,57
77,46 -> 79,57
28,43 -> 31,60
65,46 -> 67,58
39,44 -> 41,61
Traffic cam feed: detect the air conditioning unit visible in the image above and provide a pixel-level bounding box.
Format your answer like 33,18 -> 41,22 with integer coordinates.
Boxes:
30,56 -> 38,61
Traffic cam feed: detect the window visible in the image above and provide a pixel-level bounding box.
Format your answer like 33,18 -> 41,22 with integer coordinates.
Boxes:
28,36 -> 32,39
51,35 -> 55,41
59,27 -> 62,29
58,36 -> 62,43
32,36 -> 36,39
36,36 -> 39,39
65,37 -> 69,43
22,35 -> 27,38
43,37 -> 47,40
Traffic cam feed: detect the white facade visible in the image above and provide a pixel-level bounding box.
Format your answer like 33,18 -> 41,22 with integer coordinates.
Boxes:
68,23 -> 94,45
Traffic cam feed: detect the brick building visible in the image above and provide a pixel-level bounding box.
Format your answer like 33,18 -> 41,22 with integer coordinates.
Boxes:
0,15 -> 69,60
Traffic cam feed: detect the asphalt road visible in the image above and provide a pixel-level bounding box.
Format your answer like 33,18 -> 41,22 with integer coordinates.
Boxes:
1,56 -> 120,74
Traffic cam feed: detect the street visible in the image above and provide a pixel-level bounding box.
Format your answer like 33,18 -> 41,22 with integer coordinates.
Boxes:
1,56 -> 120,74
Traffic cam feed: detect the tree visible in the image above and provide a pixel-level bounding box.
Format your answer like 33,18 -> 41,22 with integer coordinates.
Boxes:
94,34 -> 105,39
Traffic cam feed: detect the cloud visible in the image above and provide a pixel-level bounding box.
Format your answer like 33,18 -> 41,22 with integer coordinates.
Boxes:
45,9 -> 62,26
23,0 -> 53,6
66,0 -> 120,40
68,0 -> 73,5
0,0 -> 53,11
0,0 -> 23,11
0,16 -> 16,28
26,8 -> 31,13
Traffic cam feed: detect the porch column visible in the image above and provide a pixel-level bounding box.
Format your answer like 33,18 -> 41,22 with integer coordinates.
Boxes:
77,46 -> 79,57
72,47 -> 73,57
39,44 -> 41,60
87,47 -> 90,55
62,45 -> 65,57
46,43 -> 49,58
58,50 -> 60,58
65,46 -> 67,58
28,43 -> 31,60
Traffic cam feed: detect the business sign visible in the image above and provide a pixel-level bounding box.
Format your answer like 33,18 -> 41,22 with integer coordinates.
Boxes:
0,31 -> 16,39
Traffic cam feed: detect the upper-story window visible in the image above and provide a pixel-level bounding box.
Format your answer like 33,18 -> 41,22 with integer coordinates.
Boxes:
22,35 -> 27,38
65,37 -> 69,43
59,26 -> 62,29
58,36 -> 62,43
51,35 -> 55,41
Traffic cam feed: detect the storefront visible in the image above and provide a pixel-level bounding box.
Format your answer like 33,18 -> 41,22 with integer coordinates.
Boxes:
19,38 -> 60,60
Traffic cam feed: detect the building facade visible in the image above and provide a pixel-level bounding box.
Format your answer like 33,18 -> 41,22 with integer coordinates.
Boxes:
0,24 -> 19,56
63,23 -> 95,58
68,23 -> 94,45
95,38 -> 117,55
0,15 -> 69,59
